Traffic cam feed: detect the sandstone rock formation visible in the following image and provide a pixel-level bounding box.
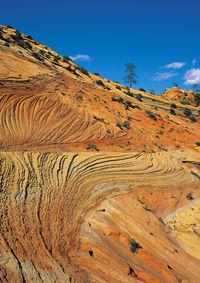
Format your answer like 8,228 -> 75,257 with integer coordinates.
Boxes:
0,25 -> 200,282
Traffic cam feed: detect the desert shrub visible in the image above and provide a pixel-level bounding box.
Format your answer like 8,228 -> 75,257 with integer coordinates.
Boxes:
145,110 -> 157,120
39,49 -> 45,55
11,30 -> 23,41
181,100 -> 190,105
27,35 -> 33,40
126,100 -> 132,107
126,90 -> 134,97
116,85 -> 121,90
111,96 -> 117,101
189,115 -> 196,122
186,192 -> 193,200
4,42 -> 9,47
53,55 -> 60,63
32,52 -> 42,61
170,109 -> 176,115
117,97 -> 123,103
96,80 -> 105,87
158,217 -> 165,224
107,129 -> 111,134
87,144 -> 99,151
139,88 -> 146,92
94,72 -> 99,76
195,142 -> 200,146
77,66 -> 89,76
116,122 -> 122,129
0,32 -> 4,40
184,92 -> 188,96
77,95 -> 83,100
134,105 -> 141,109
7,25 -> 13,29
46,54 -> 50,59
136,93 -> 143,102
123,120 -> 130,129
63,56 -> 70,63
170,103 -> 177,109
129,238 -> 140,253
183,108 -> 192,117
100,117 -> 104,122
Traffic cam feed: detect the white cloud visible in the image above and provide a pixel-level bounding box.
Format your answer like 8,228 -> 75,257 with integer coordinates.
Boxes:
152,71 -> 177,81
70,54 -> 91,62
161,62 -> 186,69
184,68 -> 200,85
192,59 -> 197,66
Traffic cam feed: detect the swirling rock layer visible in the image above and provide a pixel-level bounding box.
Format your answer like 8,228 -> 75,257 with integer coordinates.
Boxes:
0,151 -> 200,282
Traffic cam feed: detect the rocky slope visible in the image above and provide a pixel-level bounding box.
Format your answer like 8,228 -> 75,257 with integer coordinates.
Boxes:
0,25 -> 200,282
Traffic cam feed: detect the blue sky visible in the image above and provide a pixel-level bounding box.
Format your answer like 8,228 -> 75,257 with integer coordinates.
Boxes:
1,0 -> 200,93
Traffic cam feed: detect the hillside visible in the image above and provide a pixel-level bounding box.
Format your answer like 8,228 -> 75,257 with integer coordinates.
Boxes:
0,25 -> 200,282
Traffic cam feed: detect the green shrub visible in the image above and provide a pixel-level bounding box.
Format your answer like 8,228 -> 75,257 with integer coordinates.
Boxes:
39,49 -> 45,55
139,88 -> 146,92
183,108 -> 192,117
196,142 -> 200,146
123,120 -> 130,129
77,66 -> 89,76
53,55 -> 60,63
136,94 -> 143,102
27,35 -> 33,40
63,56 -> 70,63
186,192 -> 193,200
11,30 -> 23,41
170,103 -> 177,109
116,122 -> 122,129
32,52 -> 42,61
170,109 -> 176,115
117,97 -> 123,103
181,100 -> 190,105
129,238 -> 140,253
111,96 -> 117,101
145,110 -> 157,120
96,80 -> 105,87
189,115 -> 196,122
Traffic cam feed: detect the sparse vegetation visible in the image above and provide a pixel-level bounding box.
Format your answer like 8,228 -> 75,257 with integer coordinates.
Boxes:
63,56 -> 70,63
32,52 -> 42,61
181,100 -> 190,105
170,103 -> 177,109
189,115 -> 196,122
145,110 -> 157,120
123,120 -> 130,129
170,109 -> 176,115
87,144 -> 99,151
96,80 -> 105,87
77,66 -> 89,76
183,108 -> 192,117
116,121 -> 122,129
136,94 -> 143,102
129,238 -> 140,253
186,192 -> 193,200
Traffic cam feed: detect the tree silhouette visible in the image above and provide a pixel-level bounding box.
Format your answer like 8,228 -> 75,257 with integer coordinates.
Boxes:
123,63 -> 137,88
